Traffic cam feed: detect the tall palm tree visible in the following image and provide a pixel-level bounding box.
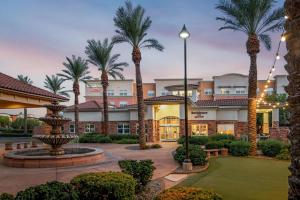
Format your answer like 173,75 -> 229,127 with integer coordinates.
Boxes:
44,75 -> 70,97
113,1 -> 164,149
85,39 -> 128,135
216,0 -> 284,156
58,56 -> 92,134
17,75 -> 33,135
284,0 -> 300,198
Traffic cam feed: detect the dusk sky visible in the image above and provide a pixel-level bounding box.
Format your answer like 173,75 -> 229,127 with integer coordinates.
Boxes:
0,0 -> 286,116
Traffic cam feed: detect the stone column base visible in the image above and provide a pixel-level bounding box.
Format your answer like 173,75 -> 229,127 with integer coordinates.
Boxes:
182,159 -> 193,172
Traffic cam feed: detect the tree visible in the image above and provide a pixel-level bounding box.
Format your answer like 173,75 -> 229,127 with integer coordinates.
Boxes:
44,75 -> 70,97
113,1 -> 164,149
284,0 -> 300,198
58,56 -> 92,134
216,0 -> 284,155
85,39 -> 128,135
17,74 -> 33,135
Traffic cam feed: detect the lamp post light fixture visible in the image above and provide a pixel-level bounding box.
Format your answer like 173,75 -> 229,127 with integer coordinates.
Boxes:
179,24 -> 192,171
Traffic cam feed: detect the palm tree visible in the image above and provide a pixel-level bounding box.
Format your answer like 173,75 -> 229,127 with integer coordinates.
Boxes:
284,0 -> 300,198
17,75 -> 33,135
85,39 -> 128,135
113,1 -> 164,149
58,56 -> 92,134
44,75 -> 70,97
216,0 -> 284,156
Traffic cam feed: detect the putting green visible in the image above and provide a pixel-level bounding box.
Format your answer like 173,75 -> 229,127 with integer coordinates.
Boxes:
179,157 -> 289,200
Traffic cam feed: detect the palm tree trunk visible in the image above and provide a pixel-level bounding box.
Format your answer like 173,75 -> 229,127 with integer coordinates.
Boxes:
132,47 -> 146,149
285,1 -> 300,199
24,108 -> 28,134
101,72 -> 109,135
246,34 -> 260,156
73,82 -> 80,135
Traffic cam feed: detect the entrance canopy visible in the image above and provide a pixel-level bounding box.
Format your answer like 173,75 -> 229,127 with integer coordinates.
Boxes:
0,73 -> 68,109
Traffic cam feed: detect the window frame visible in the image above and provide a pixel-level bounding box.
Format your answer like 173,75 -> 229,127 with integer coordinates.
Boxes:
220,88 -> 231,95
117,123 -> 130,134
85,123 -> 95,133
107,90 -> 114,96
119,89 -> 128,96
191,124 -> 208,136
69,124 -> 75,133
217,124 -> 235,135
204,89 -> 212,95
147,90 -> 155,97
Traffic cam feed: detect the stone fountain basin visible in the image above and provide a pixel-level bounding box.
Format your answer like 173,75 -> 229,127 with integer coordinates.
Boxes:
3,147 -> 104,168
33,134 -> 78,146
43,104 -> 67,112
39,118 -> 71,126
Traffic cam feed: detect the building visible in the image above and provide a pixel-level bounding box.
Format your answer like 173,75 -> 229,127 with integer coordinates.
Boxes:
63,73 -> 289,142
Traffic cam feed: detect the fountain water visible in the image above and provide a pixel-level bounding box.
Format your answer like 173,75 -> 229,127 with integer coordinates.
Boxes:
3,101 -> 104,168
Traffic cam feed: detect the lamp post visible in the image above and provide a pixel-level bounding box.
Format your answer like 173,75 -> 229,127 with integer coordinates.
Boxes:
179,24 -> 192,171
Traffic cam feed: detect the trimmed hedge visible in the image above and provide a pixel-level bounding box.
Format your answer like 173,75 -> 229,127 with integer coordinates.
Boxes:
209,134 -> 235,141
71,172 -> 136,200
155,187 -> 222,200
110,134 -> 138,140
174,145 -> 207,166
119,160 -> 155,192
229,141 -> 250,156
276,148 -> 290,160
205,141 -> 224,149
79,133 -> 112,143
0,193 -> 14,200
150,144 -> 162,149
177,136 -> 209,145
15,181 -> 79,200
258,140 -> 284,157
114,138 -> 138,144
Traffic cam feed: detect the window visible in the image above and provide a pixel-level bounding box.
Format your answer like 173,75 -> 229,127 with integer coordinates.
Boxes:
161,90 -> 168,96
110,101 -> 115,105
117,123 -> 130,134
217,124 -> 234,135
266,88 -> 274,95
235,88 -> 246,94
87,82 -> 101,88
119,89 -> 128,96
187,90 -> 193,97
147,90 -> 155,97
108,90 -> 114,96
85,124 -> 95,133
119,101 -> 128,107
204,89 -> 212,95
256,88 -> 260,94
69,124 -> 75,133
220,88 -> 230,94
191,124 -> 208,136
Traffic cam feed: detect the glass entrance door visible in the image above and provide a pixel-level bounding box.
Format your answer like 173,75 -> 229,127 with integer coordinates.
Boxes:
159,117 -> 180,141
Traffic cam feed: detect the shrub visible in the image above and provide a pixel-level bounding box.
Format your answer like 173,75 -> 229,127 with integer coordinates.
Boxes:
276,148 -> 291,160
0,193 -> 14,200
174,145 -> 207,166
155,187 -> 222,200
220,139 -> 233,149
205,141 -> 224,149
78,133 -> 112,143
119,160 -> 155,192
150,144 -> 162,149
110,134 -> 138,140
114,138 -> 138,144
229,141 -> 250,156
71,172 -> 136,200
258,140 -> 284,157
15,181 -> 79,200
177,136 -> 209,145
209,134 -> 235,141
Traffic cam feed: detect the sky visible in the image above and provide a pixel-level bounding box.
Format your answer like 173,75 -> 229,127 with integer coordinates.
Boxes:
0,0 -> 286,116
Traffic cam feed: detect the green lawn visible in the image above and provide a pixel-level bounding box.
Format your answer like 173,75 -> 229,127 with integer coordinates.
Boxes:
179,157 -> 289,200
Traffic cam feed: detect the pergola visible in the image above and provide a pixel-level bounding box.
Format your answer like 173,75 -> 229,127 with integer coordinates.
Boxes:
0,72 -> 68,109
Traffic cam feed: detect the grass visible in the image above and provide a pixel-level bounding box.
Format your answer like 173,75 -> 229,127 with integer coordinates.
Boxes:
179,157 -> 289,200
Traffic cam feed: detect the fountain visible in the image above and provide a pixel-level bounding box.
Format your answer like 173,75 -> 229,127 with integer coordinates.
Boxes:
3,101 -> 104,168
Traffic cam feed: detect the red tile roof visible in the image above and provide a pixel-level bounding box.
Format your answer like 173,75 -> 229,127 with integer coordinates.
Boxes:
144,95 -> 193,104
196,99 -> 248,107
0,73 -> 68,101
65,101 -> 103,112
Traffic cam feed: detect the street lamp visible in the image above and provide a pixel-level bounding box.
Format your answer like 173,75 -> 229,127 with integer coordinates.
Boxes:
179,24 -> 192,171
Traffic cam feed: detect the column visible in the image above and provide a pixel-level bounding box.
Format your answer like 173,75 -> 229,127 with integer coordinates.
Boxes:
272,108 -> 279,128
263,112 -> 269,134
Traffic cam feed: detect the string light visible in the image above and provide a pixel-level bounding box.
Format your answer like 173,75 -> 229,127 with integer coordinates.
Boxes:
285,15 -> 288,19
276,54 -> 280,60
281,34 -> 286,42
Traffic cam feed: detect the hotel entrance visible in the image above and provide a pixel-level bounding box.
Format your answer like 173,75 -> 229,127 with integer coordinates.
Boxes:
159,116 -> 180,141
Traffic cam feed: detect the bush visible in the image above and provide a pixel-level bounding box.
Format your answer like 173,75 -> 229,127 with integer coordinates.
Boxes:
0,193 -> 14,200
11,118 -> 41,130
258,140 -> 284,157
110,134 -> 138,140
220,139 -> 233,149
15,181 -> 79,200
174,145 -> 207,166
78,133 -> 112,143
119,160 -> 155,192
150,144 -> 162,149
276,148 -> 291,160
155,187 -> 222,200
114,138 -> 138,144
229,141 -> 250,156
71,172 -> 136,200
177,136 -> 209,145
205,141 -> 224,149
209,134 -> 235,141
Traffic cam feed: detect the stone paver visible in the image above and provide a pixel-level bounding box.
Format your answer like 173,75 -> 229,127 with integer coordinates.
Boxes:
0,142 -> 178,194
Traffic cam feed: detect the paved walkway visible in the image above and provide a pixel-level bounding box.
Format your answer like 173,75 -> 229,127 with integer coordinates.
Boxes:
0,143 -> 179,194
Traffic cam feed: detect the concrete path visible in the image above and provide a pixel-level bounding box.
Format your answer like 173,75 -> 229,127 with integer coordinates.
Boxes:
0,142 -> 179,194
